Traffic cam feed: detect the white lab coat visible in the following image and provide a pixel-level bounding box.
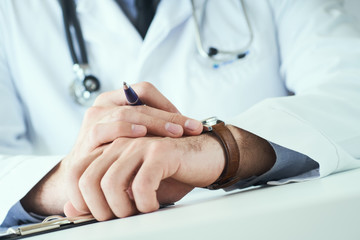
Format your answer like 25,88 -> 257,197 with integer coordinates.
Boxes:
0,0 -> 360,224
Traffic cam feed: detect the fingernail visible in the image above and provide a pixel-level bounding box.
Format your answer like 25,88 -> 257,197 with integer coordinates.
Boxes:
132,124 -> 146,135
185,119 -> 202,131
165,122 -> 183,135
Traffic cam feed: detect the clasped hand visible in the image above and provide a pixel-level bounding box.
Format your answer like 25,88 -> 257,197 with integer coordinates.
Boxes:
61,82 -> 225,221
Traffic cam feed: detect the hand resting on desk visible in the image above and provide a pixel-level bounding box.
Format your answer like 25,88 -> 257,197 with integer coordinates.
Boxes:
20,82 -> 275,221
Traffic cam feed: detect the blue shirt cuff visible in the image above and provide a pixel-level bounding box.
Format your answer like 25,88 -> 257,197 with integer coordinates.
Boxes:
226,142 -> 319,190
0,201 -> 44,231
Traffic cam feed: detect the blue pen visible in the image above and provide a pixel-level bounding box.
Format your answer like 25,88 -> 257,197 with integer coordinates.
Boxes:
123,82 -> 144,106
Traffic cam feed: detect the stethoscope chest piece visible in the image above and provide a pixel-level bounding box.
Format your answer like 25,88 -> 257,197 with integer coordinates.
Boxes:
69,64 -> 100,106
60,0 -> 101,107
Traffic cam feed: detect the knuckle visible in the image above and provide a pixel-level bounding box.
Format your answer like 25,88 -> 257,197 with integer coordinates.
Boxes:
95,91 -> 111,104
168,112 -> 182,124
148,141 -> 165,155
100,174 -> 115,193
139,81 -> 154,90
84,106 -> 102,120
136,82 -> 154,96
111,108 -> 130,121
126,138 -> 145,150
135,137 -> 148,145
89,123 -> 102,140
109,138 -> 128,150
78,173 -> 94,193
131,179 -> 148,196
132,105 -> 146,114
88,125 -> 107,148
67,162 -> 83,183
112,124 -> 124,137
112,137 -> 127,146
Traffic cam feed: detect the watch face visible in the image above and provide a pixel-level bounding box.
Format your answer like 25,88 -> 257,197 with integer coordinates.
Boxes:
201,116 -> 220,132
201,116 -> 219,126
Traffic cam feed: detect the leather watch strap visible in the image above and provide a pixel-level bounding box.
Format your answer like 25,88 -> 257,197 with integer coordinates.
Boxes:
205,122 -> 241,190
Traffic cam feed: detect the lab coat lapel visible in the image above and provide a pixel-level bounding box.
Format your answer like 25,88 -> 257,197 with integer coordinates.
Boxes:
75,0 -> 196,51
75,0 -> 142,45
140,0 -> 196,59
74,0 -> 199,83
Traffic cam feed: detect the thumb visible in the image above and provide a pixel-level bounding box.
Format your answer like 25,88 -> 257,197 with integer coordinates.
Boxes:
64,200 -> 90,217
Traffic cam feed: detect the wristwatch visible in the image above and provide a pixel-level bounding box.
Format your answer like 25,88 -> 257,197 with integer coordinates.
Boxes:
202,117 -> 241,190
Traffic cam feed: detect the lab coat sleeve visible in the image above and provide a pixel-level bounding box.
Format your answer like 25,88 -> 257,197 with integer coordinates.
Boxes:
0,8 -> 62,225
227,0 -> 360,182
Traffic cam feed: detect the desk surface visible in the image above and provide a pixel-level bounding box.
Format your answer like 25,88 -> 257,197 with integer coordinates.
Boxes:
29,168 -> 360,240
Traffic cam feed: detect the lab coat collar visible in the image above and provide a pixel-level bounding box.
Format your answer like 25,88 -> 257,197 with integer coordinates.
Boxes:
141,0 -> 195,54
74,0 -> 201,47
73,0 -> 204,73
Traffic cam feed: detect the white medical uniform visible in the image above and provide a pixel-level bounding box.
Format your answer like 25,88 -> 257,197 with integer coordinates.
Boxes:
0,0 -> 360,226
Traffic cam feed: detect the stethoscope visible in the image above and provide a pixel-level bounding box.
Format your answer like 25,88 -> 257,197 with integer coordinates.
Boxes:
191,0 -> 253,68
60,0 -> 253,106
60,0 -> 100,106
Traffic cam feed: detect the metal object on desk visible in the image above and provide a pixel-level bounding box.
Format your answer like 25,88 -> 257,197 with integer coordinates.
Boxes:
0,215 -> 96,239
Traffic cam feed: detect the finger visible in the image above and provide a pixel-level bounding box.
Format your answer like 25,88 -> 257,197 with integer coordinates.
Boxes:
134,106 -> 203,136
131,141 -> 179,213
94,82 -> 180,114
132,82 -> 180,113
105,106 -> 202,137
82,106 -> 109,127
101,143 -> 144,218
78,141 -> 130,221
131,159 -> 164,213
88,121 -> 147,150
93,89 -> 128,107
64,201 -> 89,217
66,147 -> 105,214
98,107 -> 183,137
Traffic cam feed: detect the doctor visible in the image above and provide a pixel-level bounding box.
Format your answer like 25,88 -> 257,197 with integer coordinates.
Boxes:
1,0 -> 360,227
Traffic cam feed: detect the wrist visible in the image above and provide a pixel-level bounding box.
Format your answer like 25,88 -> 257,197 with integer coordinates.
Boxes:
177,134 -> 225,188
227,125 -> 276,180
200,120 -> 276,190
202,121 -> 241,189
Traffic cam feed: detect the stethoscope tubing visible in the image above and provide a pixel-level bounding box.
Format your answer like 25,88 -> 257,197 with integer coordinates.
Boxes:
60,0 -> 88,65
191,0 -> 253,61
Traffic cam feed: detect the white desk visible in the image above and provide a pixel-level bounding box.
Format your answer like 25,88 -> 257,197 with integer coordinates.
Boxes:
29,168 -> 360,240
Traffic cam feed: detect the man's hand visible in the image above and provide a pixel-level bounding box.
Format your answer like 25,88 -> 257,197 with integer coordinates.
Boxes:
63,125 -> 275,221
20,82 -> 203,216
21,82 -> 275,221
64,133 -> 226,220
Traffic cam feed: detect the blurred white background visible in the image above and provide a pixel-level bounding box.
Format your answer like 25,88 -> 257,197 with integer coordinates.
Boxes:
345,0 -> 360,23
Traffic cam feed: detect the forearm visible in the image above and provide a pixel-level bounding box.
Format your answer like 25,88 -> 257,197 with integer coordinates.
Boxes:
221,125 -> 321,191
226,125 -> 276,181
20,161 -> 67,216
